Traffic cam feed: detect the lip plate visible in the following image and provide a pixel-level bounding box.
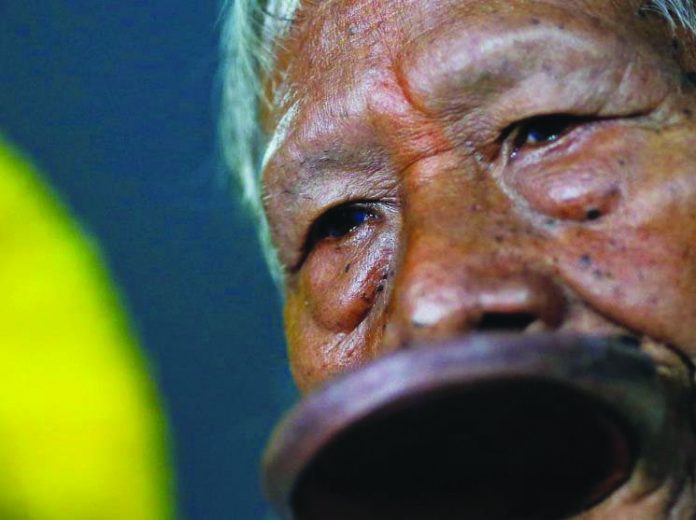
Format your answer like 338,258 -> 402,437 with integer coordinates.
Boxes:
262,333 -> 666,519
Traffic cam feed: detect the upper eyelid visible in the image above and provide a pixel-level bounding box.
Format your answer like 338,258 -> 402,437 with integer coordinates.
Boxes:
481,59 -> 668,143
500,111 -> 650,159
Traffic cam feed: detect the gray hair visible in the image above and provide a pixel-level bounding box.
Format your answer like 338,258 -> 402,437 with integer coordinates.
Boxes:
219,0 -> 696,282
219,0 -> 298,284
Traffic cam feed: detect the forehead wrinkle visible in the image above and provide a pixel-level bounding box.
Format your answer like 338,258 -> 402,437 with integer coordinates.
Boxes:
265,116 -> 388,209
263,1 -> 421,196
263,52 -> 392,203
271,0 -> 406,96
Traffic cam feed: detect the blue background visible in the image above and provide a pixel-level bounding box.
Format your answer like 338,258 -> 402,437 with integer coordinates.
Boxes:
0,2 -> 297,518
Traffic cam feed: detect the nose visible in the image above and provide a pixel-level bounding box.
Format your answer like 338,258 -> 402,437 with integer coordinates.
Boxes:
383,238 -> 567,348
379,145 -> 568,349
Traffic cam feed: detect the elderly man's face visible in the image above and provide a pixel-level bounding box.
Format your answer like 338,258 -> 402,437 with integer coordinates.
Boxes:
262,0 -> 695,515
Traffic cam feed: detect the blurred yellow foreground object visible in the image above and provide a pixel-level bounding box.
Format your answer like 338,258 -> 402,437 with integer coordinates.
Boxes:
0,136 -> 174,519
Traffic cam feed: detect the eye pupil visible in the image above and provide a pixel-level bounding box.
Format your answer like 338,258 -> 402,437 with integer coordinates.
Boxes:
527,126 -> 559,144
524,117 -> 569,144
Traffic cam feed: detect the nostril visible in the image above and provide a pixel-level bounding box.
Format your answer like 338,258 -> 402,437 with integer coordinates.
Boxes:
477,312 -> 537,332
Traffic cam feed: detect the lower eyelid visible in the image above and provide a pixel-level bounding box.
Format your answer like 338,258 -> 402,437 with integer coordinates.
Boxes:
502,124 -> 633,221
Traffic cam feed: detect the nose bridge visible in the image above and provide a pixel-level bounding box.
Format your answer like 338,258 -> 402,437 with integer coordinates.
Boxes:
384,157 -> 565,347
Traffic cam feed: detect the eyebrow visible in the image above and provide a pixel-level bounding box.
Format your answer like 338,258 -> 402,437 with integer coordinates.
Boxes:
264,136 -> 391,207
262,77 -> 390,196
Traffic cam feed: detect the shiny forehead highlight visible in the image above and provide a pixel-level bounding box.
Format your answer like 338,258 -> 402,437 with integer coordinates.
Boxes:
219,0 -> 696,281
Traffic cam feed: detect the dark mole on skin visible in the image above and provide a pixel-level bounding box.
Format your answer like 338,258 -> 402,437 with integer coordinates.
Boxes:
579,254 -> 592,267
593,269 -> 614,280
344,263 -> 352,273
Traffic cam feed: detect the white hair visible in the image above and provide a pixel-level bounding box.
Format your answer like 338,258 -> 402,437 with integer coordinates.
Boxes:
219,0 -> 696,282
651,0 -> 696,32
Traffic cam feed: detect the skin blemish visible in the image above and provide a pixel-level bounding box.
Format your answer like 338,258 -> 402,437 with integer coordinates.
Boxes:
344,263 -> 352,273
579,254 -> 592,267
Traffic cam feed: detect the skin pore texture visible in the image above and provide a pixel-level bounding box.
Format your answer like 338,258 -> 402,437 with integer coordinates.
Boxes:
260,0 -> 696,517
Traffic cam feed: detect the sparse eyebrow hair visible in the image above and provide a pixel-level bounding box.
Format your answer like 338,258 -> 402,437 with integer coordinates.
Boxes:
218,0 -> 696,285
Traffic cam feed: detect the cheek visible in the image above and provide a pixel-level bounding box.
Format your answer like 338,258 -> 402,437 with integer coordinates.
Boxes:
284,230 -> 395,391
304,229 -> 394,332
549,129 -> 696,354
554,226 -> 695,347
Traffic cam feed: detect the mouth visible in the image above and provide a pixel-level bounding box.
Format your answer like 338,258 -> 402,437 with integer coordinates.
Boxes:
263,333 -> 674,520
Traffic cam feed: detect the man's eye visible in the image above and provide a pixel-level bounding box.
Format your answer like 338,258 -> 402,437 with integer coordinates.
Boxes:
511,114 -> 588,157
309,204 -> 376,246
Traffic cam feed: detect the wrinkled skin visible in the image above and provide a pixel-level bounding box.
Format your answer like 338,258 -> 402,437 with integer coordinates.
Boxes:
261,0 -> 696,517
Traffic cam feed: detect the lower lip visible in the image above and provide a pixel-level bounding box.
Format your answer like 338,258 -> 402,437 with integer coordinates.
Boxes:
263,333 -> 666,520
